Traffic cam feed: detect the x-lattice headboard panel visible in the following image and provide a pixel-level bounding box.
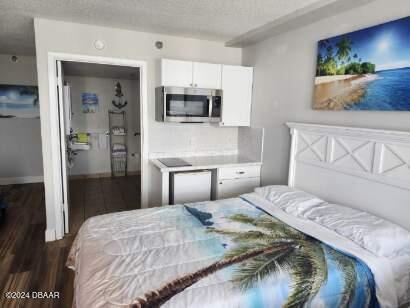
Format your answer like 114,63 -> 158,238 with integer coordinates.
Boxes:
287,122 -> 410,230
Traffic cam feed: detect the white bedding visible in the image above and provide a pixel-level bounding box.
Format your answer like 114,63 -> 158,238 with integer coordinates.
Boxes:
68,191 -> 409,308
254,185 -> 410,258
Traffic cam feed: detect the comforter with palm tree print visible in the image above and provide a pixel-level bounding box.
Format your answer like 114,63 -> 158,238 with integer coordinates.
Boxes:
68,196 -> 379,308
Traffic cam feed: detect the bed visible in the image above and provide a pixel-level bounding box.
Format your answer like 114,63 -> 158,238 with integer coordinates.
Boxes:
68,123 -> 410,308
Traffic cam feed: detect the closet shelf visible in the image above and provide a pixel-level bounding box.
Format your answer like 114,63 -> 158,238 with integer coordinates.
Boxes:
111,126 -> 127,136
109,111 -> 128,177
112,132 -> 127,136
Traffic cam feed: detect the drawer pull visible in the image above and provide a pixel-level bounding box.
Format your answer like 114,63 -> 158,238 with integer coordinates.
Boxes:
218,165 -> 260,180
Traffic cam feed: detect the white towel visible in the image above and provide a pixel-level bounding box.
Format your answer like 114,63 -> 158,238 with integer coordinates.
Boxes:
112,126 -> 125,135
99,133 -> 107,149
112,143 -> 126,151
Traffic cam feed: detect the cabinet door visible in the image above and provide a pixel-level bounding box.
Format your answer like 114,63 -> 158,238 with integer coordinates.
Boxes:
217,177 -> 260,199
161,59 -> 193,87
221,65 -> 253,127
193,62 -> 222,89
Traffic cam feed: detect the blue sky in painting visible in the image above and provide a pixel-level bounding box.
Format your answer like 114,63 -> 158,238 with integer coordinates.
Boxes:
318,16 -> 410,71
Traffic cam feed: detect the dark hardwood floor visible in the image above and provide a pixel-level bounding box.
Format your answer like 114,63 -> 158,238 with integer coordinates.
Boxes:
0,176 -> 140,307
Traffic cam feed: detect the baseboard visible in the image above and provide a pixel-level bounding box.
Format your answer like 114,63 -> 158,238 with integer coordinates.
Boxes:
0,176 -> 44,185
45,228 -> 56,242
69,172 -> 112,180
69,171 -> 141,180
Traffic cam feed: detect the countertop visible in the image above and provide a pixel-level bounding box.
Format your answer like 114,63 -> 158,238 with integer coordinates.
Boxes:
151,154 -> 262,172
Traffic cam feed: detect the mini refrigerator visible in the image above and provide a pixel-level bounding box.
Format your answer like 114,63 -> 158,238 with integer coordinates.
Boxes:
170,170 -> 212,204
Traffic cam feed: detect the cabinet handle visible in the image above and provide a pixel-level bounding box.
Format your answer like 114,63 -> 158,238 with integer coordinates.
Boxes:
237,171 -> 245,174
194,83 -> 198,87
219,182 -> 222,184
190,83 -> 193,86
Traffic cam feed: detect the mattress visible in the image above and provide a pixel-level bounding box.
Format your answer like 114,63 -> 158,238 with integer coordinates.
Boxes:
68,193 -> 402,308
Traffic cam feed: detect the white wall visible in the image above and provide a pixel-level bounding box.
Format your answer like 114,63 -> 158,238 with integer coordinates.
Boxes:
65,75 -> 140,175
0,54 -> 43,184
243,0 -> 410,186
34,19 -> 242,238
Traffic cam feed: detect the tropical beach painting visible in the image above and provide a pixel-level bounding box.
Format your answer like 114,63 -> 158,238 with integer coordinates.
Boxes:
314,16 -> 410,110
0,84 -> 39,118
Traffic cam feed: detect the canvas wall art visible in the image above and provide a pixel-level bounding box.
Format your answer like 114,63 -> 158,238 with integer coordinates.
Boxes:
0,84 -> 39,118
313,16 -> 410,111
81,92 -> 99,113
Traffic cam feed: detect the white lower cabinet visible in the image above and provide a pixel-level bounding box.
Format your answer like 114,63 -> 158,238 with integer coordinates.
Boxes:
216,165 -> 261,199
217,177 -> 260,199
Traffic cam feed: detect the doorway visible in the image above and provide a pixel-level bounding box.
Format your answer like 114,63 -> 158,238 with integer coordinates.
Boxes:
48,53 -> 148,240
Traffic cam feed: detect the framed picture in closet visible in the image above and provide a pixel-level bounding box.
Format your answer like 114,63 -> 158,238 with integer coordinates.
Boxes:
81,92 -> 99,113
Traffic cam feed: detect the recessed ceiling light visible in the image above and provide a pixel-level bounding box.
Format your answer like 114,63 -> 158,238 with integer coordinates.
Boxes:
94,40 -> 106,50
11,55 -> 18,63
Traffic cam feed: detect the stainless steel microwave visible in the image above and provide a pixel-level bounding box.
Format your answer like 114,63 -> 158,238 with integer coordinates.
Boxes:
155,86 -> 222,123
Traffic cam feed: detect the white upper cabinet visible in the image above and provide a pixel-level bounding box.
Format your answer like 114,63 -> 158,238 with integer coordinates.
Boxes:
160,59 -> 254,127
160,59 -> 222,89
220,65 -> 253,127
161,59 -> 193,87
192,62 -> 222,89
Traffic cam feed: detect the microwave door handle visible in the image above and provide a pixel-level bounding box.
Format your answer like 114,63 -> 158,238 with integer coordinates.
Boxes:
208,96 -> 212,118
163,88 -> 167,121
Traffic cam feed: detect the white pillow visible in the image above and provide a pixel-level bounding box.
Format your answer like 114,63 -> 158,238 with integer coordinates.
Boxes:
302,203 -> 410,258
254,185 -> 410,258
254,185 -> 325,216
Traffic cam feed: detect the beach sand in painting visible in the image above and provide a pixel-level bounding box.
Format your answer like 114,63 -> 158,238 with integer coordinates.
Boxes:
313,74 -> 378,110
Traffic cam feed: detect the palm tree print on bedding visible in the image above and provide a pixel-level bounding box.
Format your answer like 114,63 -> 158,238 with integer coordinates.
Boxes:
131,205 -> 378,308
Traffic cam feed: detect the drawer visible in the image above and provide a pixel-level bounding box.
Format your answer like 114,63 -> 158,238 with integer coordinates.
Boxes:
217,177 -> 260,199
218,165 -> 261,180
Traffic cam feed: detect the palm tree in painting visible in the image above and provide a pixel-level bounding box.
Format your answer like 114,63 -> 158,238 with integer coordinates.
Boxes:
20,86 -> 39,106
336,37 -> 352,64
317,54 -> 324,76
326,45 -> 334,60
130,213 -> 358,308
318,39 -> 330,51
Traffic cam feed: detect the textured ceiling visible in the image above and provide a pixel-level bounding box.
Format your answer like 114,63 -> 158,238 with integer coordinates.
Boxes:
63,61 -> 140,80
0,0 -> 324,55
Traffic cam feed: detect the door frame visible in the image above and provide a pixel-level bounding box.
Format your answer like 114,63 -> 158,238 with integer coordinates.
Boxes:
47,52 -> 149,240
55,60 -> 70,234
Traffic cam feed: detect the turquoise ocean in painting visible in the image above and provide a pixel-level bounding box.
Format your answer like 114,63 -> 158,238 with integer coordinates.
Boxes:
347,67 -> 410,110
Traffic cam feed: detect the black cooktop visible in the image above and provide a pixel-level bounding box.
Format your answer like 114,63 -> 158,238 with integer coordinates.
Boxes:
158,158 -> 192,167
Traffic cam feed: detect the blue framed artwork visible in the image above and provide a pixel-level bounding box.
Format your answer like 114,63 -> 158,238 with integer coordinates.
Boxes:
81,92 -> 99,113
314,16 -> 410,110
0,84 -> 39,118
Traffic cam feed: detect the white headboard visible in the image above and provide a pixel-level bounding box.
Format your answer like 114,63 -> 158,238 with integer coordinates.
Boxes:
287,122 -> 410,230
